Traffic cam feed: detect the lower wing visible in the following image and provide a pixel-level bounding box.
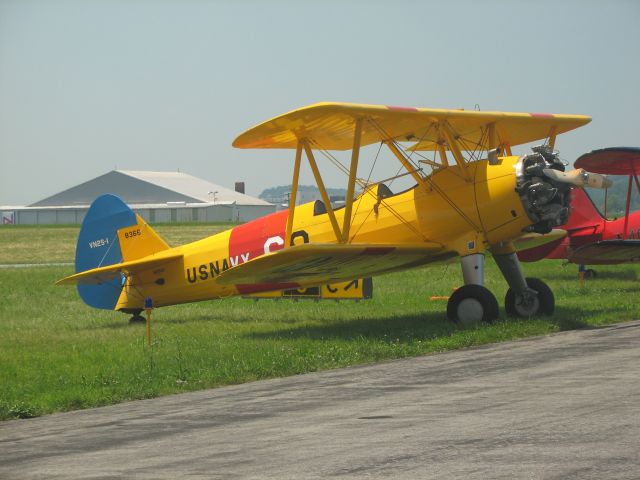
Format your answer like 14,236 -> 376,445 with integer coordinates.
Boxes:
569,240 -> 640,265
514,229 -> 568,261
217,243 -> 448,287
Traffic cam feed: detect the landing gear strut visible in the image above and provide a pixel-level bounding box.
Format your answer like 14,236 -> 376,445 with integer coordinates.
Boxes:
447,250 -> 555,325
495,252 -> 555,318
447,253 -> 499,326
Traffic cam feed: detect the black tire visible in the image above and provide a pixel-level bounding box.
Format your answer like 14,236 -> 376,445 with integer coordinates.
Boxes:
129,314 -> 146,324
447,284 -> 499,326
504,277 -> 554,318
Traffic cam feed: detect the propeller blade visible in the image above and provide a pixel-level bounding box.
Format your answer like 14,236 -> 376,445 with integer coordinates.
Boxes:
542,168 -> 612,189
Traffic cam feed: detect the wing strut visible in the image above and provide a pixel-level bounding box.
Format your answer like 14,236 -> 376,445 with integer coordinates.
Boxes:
547,126 -> 558,150
487,123 -> 497,150
437,142 -> 449,167
288,121 -> 399,245
622,169 -> 640,239
439,122 -> 471,181
623,174 -> 633,239
341,118 -> 363,243
303,141 -> 343,242
285,142 -> 303,247
384,141 -> 427,186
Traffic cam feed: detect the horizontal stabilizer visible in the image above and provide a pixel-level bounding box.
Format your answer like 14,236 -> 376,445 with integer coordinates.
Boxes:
217,242 -> 446,286
57,252 -> 183,285
569,240 -> 640,265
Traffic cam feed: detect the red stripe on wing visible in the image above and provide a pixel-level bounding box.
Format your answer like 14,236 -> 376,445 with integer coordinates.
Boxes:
387,105 -> 418,112
530,113 -> 554,118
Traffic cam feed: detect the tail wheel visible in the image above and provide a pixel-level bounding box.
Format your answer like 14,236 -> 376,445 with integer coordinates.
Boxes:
129,314 -> 146,324
505,277 -> 554,318
447,284 -> 499,326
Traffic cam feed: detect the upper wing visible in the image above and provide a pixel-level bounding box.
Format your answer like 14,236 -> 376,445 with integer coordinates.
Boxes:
56,252 -> 183,285
568,240 -> 640,265
233,102 -> 591,151
216,242 -> 448,286
574,147 -> 640,175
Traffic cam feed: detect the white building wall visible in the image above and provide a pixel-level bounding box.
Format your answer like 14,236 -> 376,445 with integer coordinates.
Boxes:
17,211 -> 37,224
37,211 -> 56,224
154,209 -> 171,223
238,205 -> 275,222
204,205 -> 232,222
56,210 -> 77,224
3,204 -> 275,225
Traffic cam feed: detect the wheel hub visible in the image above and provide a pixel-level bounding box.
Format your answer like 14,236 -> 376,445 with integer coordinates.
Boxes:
457,298 -> 484,326
515,292 -> 540,317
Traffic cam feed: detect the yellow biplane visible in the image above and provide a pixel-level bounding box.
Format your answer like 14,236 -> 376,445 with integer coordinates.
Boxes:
58,102 -> 608,325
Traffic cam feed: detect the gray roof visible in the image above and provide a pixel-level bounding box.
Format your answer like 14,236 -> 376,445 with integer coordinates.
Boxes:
29,170 -> 271,207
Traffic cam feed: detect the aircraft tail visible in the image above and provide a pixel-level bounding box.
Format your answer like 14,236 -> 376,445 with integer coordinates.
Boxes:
75,194 -> 170,309
565,187 -> 606,231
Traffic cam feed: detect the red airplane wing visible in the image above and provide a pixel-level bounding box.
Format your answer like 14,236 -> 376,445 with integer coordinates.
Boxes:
568,240 -> 640,265
574,147 -> 640,175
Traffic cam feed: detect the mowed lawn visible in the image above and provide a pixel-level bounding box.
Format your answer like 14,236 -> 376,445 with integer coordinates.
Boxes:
1,224 -> 639,420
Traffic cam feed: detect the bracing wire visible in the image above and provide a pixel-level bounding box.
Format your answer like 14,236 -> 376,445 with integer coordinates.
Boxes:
309,138 -> 368,189
349,141 -> 384,226
301,116 -> 477,243
303,132 -> 422,242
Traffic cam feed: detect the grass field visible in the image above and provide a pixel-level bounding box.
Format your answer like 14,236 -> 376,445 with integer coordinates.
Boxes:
1,224 -> 639,420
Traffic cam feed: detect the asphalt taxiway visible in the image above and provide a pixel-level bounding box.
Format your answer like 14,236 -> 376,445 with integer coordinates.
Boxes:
2,321 -> 639,479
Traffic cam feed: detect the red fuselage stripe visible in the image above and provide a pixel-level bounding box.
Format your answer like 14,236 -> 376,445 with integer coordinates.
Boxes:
228,209 -> 293,294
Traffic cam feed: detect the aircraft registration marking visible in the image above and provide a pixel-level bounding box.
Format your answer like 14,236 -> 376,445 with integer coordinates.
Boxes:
123,228 -> 141,239
88,238 -> 109,249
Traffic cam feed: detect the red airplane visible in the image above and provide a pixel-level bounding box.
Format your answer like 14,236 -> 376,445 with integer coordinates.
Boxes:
518,147 -> 640,270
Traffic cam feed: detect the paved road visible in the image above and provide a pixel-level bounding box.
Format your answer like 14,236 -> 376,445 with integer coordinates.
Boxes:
2,322 -> 640,479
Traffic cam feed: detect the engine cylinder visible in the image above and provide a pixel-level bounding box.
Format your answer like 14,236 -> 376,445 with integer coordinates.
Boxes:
516,146 -> 571,233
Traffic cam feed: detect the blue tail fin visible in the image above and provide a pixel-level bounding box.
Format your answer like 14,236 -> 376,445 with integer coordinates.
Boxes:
75,194 -> 137,310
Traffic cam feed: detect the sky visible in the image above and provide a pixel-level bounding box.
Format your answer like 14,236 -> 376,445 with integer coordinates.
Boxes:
1,0 -> 639,206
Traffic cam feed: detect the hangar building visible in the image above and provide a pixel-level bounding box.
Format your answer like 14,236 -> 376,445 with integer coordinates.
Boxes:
1,170 -> 275,225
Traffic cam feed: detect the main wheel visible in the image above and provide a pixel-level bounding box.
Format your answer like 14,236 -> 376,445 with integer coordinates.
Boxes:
504,277 -> 554,318
447,284 -> 499,327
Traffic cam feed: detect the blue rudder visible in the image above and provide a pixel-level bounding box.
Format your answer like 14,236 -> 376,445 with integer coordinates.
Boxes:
75,194 -> 137,310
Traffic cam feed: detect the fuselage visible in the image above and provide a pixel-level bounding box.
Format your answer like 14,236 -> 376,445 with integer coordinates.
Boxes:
519,187 -> 640,262
530,212 -> 640,260
114,156 -> 538,311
